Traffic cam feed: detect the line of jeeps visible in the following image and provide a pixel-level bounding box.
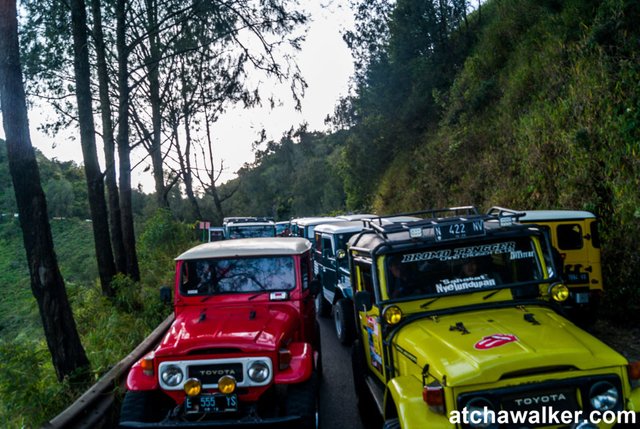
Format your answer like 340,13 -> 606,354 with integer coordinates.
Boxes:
120,206 -> 639,429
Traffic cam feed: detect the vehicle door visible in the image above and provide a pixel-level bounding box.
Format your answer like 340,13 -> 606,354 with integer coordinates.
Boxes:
299,251 -> 317,339
319,234 -> 338,301
353,259 -> 385,382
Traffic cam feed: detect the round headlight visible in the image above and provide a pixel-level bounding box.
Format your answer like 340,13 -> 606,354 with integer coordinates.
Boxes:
218,375 -> 237,394
549,283 -> 569,302
465,397 -> 498,429
383,305 -> 403,325
161,365 -> 184,387
183,378 -> 202,397
247,361 -> 270,383
589,381 -> 619,411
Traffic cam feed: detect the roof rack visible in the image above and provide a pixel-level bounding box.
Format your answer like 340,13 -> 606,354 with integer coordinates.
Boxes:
224,216 -> 275,224
362,206 -> 482,239
486,206 -> 526,220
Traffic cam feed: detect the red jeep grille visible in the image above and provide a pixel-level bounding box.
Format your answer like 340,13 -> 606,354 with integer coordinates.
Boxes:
187,363 -> 244,385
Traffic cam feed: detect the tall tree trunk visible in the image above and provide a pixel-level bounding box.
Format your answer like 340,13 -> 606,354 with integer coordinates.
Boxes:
0,0 -> 90,381
116,0 -> 140,281
180,70 -> 202,220
203,104 -> 224,221
144,0 -> 168,209
70,0 -> 116,296
91,0 -> 128,275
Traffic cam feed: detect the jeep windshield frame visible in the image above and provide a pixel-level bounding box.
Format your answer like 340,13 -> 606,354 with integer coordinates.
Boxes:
382,235 -> 545,302
179,255 -> 296,296
348,212 -> 561,308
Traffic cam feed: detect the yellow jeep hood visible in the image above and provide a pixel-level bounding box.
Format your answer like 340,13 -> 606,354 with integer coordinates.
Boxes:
395,306 -> 626,386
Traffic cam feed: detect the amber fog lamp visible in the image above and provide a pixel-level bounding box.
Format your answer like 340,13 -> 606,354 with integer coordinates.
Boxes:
383,305 -> 403,325
183,378 -> 202,397
140,354 -> 154,376
218,375 -> 237,394
549,283 -> 569,302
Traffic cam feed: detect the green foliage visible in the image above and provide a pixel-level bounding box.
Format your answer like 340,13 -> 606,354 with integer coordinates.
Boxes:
365,0 -> 640,320
0,210 -> 192,426
221,129 -> 347,218
138,209 -> 197,289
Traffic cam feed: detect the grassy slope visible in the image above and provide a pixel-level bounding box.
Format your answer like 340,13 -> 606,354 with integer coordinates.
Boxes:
374,0 -> 640,319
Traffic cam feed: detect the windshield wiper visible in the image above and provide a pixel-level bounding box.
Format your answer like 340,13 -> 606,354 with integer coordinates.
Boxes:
420,297 -> 440,309
248,292 -> 266,300
482,288 -> 502,300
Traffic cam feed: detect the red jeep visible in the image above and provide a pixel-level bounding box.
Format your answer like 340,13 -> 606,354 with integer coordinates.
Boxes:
119,237 -> 321,428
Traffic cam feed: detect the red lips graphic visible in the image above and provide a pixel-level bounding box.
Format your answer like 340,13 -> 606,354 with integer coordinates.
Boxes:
474,334 -> 518,350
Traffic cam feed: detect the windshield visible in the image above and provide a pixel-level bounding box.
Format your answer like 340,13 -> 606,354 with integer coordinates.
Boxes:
384,237 -> 544,300
227,225 -> 276,239
180,256 -> 295,296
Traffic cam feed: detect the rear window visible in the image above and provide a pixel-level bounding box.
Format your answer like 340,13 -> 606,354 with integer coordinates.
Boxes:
180,256 -> 295,296
556,224 -> 583,250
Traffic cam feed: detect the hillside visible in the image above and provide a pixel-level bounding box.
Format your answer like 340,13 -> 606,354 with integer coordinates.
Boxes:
224,0 -> 640,321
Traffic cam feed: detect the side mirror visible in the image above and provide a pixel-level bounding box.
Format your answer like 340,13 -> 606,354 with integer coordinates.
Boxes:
159,286 -> 172,305
336,249 -> 347,259
354,290 -> 372,312
309,279 -> 321,296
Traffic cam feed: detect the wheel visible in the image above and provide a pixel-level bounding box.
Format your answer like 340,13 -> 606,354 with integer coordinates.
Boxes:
351,339 -> 378,427
119,390 -> 171,424
334,298 -> 355,345
315,290 -> 331,318
383,418 -> 401,429
285,372 -> 319,429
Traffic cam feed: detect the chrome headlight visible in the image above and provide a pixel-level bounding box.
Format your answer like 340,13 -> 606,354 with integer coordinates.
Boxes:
465,397 -> 498,429
247,360 -> 270,383
161,364 -> 184,387
589,381 -> 619,411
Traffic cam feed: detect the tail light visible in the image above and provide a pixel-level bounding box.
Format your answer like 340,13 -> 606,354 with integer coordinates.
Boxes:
423,381 -> 445,414
140,353 -> 155,376
278,348 -> 292,370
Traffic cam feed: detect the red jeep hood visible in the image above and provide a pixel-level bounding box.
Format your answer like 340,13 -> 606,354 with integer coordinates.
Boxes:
155,304 -> 298,356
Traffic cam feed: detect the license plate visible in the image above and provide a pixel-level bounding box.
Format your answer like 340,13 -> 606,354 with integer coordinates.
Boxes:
565,272 -> 589,285
184,393 -> 238,414
502,389 -> 578,413
433,219 -> 485,242
575,292 -> 589,304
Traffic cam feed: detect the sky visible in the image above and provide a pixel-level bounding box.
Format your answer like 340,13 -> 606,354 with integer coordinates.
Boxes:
2,1 -> 356,193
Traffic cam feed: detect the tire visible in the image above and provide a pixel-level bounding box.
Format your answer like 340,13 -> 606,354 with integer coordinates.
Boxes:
351,339 -> 378,427
334,298 -> 355,345
383,418 -> 401,429
285,372 -> 319,429
119,390 -> 170,424
315,290 -> 331,318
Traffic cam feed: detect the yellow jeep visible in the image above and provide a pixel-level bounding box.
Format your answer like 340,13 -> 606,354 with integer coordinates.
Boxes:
488,207 -> 602,323
348,208 -> 640,428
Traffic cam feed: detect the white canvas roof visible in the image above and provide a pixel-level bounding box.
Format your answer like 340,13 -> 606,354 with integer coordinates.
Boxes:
176,237 -> 311,260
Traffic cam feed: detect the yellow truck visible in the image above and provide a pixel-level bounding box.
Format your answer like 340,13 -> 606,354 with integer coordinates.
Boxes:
347,208 -> 639,428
